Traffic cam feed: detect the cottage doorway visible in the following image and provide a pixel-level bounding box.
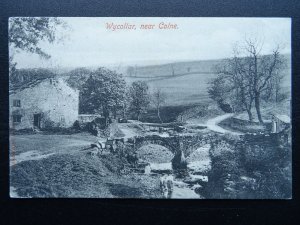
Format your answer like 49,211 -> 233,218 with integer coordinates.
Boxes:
33,113 -> 41,128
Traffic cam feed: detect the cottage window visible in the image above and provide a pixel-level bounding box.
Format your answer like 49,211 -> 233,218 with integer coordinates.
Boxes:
13,115 -> 22,123
13,100 -> 21,107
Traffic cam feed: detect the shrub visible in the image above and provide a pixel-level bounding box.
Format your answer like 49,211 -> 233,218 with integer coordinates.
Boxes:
73,120 -> 81,130
43,119 -> 56,129
204,133 -> 291,199
251,163 -> 292,199
210,140 -> 235,158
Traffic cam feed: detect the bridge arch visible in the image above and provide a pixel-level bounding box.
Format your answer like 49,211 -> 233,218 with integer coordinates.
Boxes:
125,133 -> 212,156
127,135 -> 180,153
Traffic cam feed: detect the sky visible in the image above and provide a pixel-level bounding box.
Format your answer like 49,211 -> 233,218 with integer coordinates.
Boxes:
12,17 -> 291,69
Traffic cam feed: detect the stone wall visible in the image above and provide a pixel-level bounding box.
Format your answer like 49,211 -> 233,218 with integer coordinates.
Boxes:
219,117 -> 268,133
78,114 -> 102,124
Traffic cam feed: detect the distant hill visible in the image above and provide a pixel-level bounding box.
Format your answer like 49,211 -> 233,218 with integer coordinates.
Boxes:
13,54 -> 291,107
123,54 -> 291,106
124,59 -> 222,78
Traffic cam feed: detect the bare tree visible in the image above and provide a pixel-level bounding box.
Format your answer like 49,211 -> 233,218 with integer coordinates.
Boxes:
211,51 -> 254,121
210,39 -> 285,123
230,48 -> 255,121
152,88 -> 166,123
261,65 -> 286,103
127,66 -> 135,77
134,65 -> 138,76
244,39 -> 283,123
171,64 -> 175,76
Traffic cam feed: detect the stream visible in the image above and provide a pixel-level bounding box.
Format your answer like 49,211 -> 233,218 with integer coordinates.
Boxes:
144,144 -> 211,199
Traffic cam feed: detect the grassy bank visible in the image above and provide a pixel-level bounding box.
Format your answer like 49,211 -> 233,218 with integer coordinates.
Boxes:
139,104 -> 198,123
139,102 -> 222,124
218,117 -> 266,134
10,151 -> 161,198
10,133 -> 162,198
201,133 -> 292,199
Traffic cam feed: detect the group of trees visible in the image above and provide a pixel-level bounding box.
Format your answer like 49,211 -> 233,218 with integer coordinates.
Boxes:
208,39 -> 286,123
128,81 -> 150,121
79,69 -> 167,125
80,68 -> 127,121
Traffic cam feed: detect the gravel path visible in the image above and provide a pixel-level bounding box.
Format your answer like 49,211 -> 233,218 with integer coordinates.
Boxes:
205,113 -> 243,135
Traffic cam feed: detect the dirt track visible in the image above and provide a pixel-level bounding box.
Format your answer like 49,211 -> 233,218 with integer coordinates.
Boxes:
205,113 -> 243,135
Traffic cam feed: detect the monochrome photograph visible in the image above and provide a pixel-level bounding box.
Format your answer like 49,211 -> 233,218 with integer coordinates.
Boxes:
9,17 -> 291,199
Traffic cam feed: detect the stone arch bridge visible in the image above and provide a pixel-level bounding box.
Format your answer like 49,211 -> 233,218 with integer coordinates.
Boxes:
126,134 -> 212,156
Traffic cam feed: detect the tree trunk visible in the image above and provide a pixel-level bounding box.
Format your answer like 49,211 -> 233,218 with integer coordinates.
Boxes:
137,112 -> 140,121
113,109 -> 117,119
103,109 -> 110,128
246,108 -> 253,122
157,107 -> 163,123
254,93 -> 263,123
123,105 -> 126,119
275,82 -> 280,103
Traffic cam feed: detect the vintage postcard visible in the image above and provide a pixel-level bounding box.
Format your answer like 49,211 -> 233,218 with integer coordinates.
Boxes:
9,17 -> 291,198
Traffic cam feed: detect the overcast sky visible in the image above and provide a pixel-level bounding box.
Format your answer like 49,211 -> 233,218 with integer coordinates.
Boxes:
12,17 -> 291,69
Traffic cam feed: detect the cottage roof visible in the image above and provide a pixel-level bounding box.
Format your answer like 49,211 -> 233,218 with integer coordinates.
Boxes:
9,77 -> 77,95
273,114 -> 291,123
9,68 -> 57,94
9,78 -> 47,94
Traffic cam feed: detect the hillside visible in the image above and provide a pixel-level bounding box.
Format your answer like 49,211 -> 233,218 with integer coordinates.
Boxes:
122,59 -> 222,105
147,73 -> 217,105
13,54 -> 291,107
123,54 -> 291,106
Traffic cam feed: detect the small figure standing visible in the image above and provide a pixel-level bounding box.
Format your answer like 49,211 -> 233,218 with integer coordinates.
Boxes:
166,174 -> 174,192
160,173 -> 174,198
144,164 -> 151,175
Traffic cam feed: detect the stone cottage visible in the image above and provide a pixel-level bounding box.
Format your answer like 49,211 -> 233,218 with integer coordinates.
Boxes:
9,78 -> 79,130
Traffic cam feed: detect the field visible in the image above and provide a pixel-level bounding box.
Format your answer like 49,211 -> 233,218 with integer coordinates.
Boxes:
10,132 -> 98,155
139,104 -> 201,123
125,73 -> 218,105
122,60 -> 221,106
